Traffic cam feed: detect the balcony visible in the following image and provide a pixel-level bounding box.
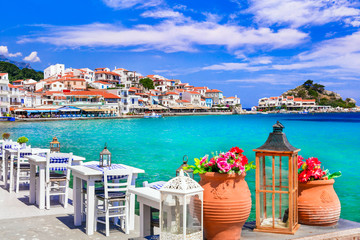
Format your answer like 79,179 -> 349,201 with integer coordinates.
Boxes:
10,102 -> 22,106
0,101 -> 10,107
0,79 -> 9,84
0,90 -> 9,95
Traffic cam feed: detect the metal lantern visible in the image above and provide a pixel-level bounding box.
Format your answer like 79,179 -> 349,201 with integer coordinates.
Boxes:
176,155 -> 194,179
50,136 -> 60,153
253,121 -> 300,234
99,143 -> 111,167
160,170 -> 203,240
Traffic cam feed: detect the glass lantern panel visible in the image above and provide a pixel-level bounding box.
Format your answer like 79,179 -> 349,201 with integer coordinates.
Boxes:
161,193 -> 185,239
259,156 -> 273,191
275,156 -> 289,191
274,193 -> 289,228
185,194 -> 202,239
259,192 -> 273,227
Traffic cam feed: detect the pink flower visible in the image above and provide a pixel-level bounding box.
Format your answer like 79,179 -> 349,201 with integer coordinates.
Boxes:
298,155 -> 304,169
200,156 -> 208,165
217,161 -> 231,173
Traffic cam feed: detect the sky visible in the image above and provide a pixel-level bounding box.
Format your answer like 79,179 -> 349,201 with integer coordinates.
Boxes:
1,0 -> 360,107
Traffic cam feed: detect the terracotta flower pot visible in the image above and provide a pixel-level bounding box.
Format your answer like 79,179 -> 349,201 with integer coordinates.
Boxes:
199,172 -> 251,240
298,179 -> 341,226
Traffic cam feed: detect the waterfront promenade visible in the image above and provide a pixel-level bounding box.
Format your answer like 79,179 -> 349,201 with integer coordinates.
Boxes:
1,178 -> 360,239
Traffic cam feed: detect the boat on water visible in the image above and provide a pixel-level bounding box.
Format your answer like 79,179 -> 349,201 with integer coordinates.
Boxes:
0,116 -> 15,121
144,112 -> 162,118
299,110 -> 309,114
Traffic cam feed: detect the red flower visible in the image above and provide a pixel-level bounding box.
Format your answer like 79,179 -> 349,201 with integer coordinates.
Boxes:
241,155 -> 248,166
306,157 -> 321,169
230,146 -> 244,155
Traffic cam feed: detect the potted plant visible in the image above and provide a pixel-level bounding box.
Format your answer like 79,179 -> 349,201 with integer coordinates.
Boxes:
2,133 -> 10,140
186,147 -> 256,240
17,136 -> 29,148
297,156 -> 342,226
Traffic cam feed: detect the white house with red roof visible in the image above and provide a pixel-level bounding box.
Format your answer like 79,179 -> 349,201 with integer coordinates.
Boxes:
91,81 -> 115,89
257,95 -> 317,110
183,91 -> 202,106
193,87 -> 209,96
44,64 -> 65,79
94,71 -> 121,84
0,73 -> 10,115
224,95 -> 240,106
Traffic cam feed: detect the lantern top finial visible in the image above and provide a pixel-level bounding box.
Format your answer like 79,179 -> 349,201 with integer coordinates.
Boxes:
100,143 -> 111,155
161,169 -> 203,194
254,121 -> 299,153
273,121 -> 284,132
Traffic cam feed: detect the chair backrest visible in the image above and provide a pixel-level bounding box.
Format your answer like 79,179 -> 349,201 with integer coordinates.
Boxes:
15,148 -> 33,172
103,168 -> 133,199
45,152 -> 73,182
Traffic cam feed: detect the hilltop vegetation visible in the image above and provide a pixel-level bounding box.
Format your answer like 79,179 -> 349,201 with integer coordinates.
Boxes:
283,80 -> 356,108
0,61 -> 43,82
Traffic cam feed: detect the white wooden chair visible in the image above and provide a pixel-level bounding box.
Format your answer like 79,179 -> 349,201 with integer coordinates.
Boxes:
14,148 -> 33,192
94,168 -> 133,237
45,152 -> 73,209
0,141 -> 19,183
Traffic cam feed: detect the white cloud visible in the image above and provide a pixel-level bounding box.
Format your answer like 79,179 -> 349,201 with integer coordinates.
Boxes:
250,56 -> 272,64
225,76 -> 296,85
141,9 -> 184,19
23,51 -> 40,62
202,62 -> 264,71
18,22 -> 308,53
0,45 -> 22,57
273,30 -> 360,72
102,0 -> 163,9
248,0 -> 360,27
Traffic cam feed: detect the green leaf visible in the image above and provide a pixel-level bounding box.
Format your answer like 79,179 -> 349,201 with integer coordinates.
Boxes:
328,171 -> 342,179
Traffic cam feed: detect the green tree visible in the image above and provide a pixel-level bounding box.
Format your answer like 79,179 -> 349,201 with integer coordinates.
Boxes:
139,77 -> 154,89
303,80 -> 313,89
0,61 -> 43,82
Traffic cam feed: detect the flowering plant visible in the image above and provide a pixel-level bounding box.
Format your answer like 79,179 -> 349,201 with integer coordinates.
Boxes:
298,155 -> 341,183
186,147 -> 256,175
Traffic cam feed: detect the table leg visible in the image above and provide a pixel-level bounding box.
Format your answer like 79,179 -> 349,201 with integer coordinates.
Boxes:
86,179 -> 95,235
140,202 -> 151,237
9,154 -> 14,192
4,151 -> 9,189
39,165 -> 45,210
29,163 -> 36,204
129,173 -> 138,231
74,176 -> 82,226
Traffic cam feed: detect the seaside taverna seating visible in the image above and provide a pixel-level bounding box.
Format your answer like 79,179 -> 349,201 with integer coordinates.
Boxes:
94,168 -> 133,237
14,148 -> 33,193
43,152 -> 73,209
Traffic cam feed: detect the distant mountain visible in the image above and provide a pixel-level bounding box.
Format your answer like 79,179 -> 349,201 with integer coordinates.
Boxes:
283,80 -> 356,108
0,61 -> 43,82
0,55 -> 32,69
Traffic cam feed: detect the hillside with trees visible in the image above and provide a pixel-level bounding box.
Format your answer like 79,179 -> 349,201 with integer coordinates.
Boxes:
283,80 -> 356,108
0,61 -> 43,82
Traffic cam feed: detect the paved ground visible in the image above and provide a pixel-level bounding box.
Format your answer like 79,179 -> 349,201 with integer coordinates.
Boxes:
1,179 -> 359,240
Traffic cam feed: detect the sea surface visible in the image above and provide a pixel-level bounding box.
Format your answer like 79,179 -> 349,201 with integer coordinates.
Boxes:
1,113 -> 360,222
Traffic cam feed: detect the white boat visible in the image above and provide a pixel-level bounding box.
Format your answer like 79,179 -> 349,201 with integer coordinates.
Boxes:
299,110 -> 309,114
144,112 -> 162,118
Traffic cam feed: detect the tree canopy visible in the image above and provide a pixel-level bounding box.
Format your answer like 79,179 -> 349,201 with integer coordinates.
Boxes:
0,61 -> 43,82
139,77 -> 154,90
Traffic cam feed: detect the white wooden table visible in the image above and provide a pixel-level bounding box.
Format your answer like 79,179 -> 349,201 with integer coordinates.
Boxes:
128,187 -> 161,238
5,148 -> 50,192
26,154 -> 85,209
69,161 -> 145,235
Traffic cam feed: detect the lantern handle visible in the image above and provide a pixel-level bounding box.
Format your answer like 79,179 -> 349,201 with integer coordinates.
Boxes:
183,155 -> 188,164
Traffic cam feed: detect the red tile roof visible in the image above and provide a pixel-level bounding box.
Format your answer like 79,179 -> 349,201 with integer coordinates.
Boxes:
302,99 -> 316,102
95,71 -> 120,76
166,92 -> 179,95
0,73 -> 8,76
94,81 -> 111,85
294,98 -> 302,101
206,89 -> 222,93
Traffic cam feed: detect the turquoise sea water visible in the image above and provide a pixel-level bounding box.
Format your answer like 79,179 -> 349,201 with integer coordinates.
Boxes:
1,113 -> 360,222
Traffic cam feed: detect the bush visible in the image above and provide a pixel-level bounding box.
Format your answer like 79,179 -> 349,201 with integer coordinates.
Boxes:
17,136 -> 29,144
2,133 -> 10,139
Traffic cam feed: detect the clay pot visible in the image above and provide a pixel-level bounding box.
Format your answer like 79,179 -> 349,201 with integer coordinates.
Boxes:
199,172 -> 251,240
298,179 -> 341,226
